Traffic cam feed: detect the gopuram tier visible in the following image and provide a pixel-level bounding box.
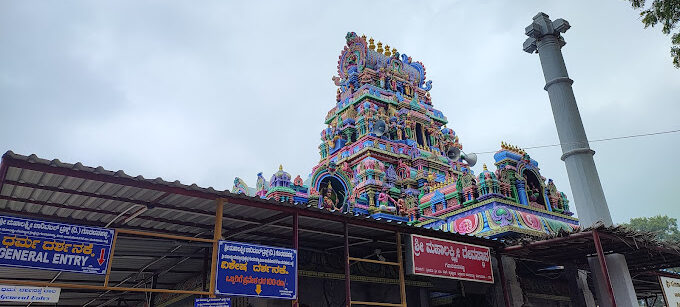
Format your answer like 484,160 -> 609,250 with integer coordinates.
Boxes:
233,32 -> 579,238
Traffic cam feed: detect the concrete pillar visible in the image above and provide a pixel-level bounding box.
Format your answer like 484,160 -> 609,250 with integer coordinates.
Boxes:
500,256 -> 524,307
419,288 -> 430,307
588,254 -> 638,306
566,265 -> 596,307
577,269 -> 597,307
523,12 -> 637,306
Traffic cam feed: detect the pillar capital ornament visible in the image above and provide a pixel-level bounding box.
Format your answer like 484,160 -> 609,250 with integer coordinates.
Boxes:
523,12 -> 570,53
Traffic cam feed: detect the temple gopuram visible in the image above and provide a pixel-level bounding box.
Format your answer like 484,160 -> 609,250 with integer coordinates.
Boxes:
233,32 -> 578,239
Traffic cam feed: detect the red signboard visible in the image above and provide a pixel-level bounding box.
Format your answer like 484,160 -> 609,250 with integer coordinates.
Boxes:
408,234 -> 493,283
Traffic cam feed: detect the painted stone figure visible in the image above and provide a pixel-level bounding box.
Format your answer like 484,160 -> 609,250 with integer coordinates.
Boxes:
322,182 -> 340,210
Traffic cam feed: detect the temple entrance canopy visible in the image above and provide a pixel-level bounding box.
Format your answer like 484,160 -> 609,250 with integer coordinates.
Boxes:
0,151 -> 503,306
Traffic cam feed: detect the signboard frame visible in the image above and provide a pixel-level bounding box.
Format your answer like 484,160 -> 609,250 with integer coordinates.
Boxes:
0,284 -> 61,303
0,215 -> 115,275
214,240 -> 297,300
406,234 -> 494,284
659,275 -> 680,307
194,297 -> 231,307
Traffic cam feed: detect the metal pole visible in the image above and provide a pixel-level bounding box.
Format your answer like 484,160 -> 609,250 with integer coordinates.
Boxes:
496,255 -> 511,307
292,212 -> 299,307
115,228 -> 214,243
344,221 -> 351,307
396,232 -> 407,307
208,198 -> 224,297
104,230 -> 118,287
149,274 -> 158,307
593,231 -> 616,307
202,247 -> 210,291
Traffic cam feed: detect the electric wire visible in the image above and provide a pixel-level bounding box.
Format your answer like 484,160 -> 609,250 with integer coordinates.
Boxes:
473,128 -> 680,155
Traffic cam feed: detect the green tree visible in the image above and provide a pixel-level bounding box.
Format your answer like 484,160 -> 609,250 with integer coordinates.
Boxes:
621,214 -> 680,242
628,0 -> 680,68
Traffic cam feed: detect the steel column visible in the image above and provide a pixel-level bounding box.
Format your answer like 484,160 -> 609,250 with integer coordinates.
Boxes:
149,274 -> 158,307
292,212 -> 299,307
104,230 -> 118,287
344,221 -> 351,307
208,198 -> 224,297
396,232 -> 407,307
593,231 -> 616,307
202,247 -> 210,291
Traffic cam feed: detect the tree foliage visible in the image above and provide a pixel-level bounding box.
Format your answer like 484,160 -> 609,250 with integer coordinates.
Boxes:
628,0 -> 680,68
621,215 -> 680,242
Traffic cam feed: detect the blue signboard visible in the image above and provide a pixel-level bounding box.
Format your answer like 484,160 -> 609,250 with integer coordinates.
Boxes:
0,215 -> 115,274
194,298 -> 231,307
215,241 -> 297,299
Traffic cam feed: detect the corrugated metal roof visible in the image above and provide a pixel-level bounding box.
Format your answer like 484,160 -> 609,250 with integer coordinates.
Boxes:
501,223 -> 680,272
0,150 -> 500,245
0,150 -> 502,306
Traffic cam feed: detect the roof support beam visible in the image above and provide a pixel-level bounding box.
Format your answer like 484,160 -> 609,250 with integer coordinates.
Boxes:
1,156 -> 220,200
0,194 -> 208,232
1,277 -> 178,286
83,242 -> 206,307
223,196 -> 498,247
0,279 -> 210,295
224,212 -> 290,239
270,221 -> 395,246
0,207 -> 209,239
501,231 -> 594,253
597,231 -> 680,257
2,180 -> 261,226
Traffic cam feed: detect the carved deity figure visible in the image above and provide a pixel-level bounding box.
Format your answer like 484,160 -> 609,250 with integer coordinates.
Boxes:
528,182 -> 541,203
396,198 -> 406,215
547,179 -> 562,211
322,182 -> 340,210
379,69 -> 386,88
345,106 -> 357,120
387,105 -> 397,118
378,107 -> 387,121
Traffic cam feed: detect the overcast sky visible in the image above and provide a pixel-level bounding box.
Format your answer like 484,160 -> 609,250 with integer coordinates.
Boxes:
1,1 -> 678,224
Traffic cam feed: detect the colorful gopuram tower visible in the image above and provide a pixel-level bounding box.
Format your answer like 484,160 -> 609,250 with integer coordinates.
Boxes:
233,32 -> 579,238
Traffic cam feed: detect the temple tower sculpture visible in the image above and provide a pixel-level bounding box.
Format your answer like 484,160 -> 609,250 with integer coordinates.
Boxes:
524,12 -> 637,306
235,32 -> 580,239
